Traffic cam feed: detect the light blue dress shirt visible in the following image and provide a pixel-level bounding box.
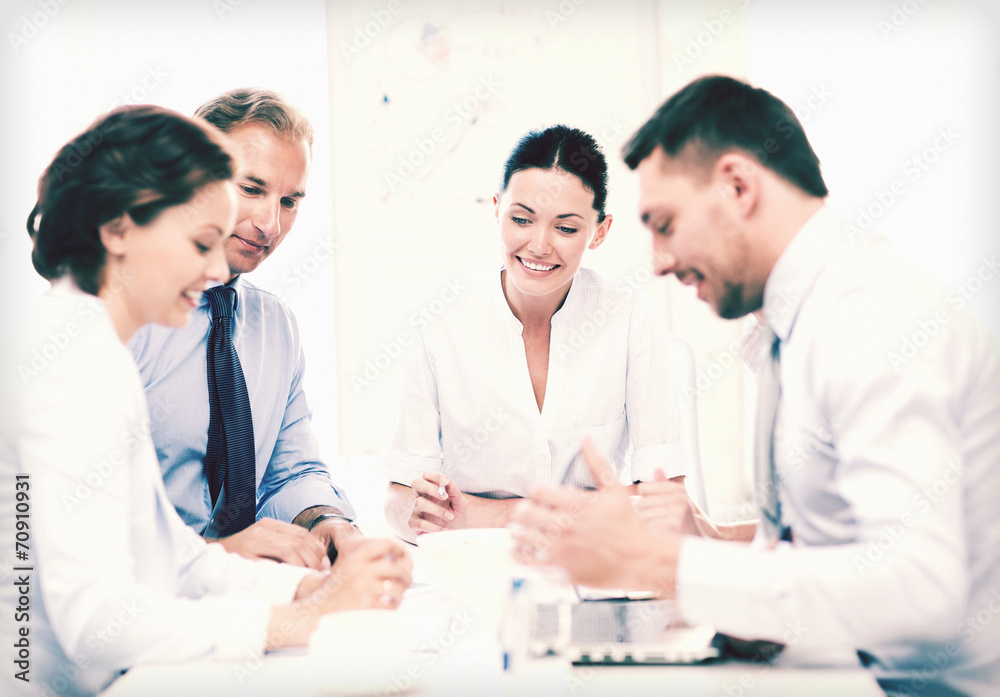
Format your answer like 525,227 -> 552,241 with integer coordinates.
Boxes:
129,275 -> 353,534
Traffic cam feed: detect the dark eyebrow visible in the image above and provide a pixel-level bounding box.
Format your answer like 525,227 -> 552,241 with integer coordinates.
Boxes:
556,213 -> 584,220
512,203 -> 535,214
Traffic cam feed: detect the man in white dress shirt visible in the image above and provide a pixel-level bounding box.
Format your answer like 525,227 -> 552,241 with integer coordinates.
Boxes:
510,75 -> 1000,697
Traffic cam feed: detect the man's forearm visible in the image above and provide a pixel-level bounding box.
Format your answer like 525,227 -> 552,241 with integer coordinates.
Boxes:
695,514 -> 757,543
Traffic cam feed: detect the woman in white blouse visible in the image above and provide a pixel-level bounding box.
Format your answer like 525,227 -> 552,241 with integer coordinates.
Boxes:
382,126 -> 692,542
0,106 -> 411,697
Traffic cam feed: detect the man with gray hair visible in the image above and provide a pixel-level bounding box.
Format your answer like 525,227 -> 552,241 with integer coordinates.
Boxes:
131,89 -> 392,575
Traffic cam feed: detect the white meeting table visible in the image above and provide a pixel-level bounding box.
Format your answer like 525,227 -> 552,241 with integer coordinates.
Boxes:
100,546 -> 886,697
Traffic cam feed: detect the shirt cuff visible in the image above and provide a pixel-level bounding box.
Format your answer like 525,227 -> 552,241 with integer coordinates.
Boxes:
378,449 -> 442,486
256,476 -> 356,523
675,535 -> 795,641
204,595 -> 273,661
206,558 -> 312,659
630,441 -> 692,481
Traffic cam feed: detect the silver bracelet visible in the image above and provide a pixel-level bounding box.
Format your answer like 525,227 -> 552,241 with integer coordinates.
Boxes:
307,513 -> 357,532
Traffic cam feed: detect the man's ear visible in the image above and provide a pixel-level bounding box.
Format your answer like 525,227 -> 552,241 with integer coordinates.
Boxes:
98,215 -> 131,256
713,152 -> 759,219
589,213 -> 613,250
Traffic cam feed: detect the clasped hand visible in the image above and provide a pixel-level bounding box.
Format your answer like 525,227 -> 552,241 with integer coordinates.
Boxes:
407,471 -> 469,534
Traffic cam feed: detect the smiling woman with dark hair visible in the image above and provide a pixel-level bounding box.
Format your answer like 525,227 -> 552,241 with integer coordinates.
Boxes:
0,105 -> 410,697
381,125 -> 693,542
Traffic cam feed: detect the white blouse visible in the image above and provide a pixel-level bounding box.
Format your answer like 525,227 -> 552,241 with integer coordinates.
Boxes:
0,280 -> 309,697
380,268 -> 692,497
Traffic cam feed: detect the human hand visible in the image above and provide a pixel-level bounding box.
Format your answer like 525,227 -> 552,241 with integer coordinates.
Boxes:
634,469 -> 701,538
298,538 -> 413,613
272,538 -> 414,650
408,472 -> 469,534
308,517 -> 366,563
209,517 -> 330,571
508,439 -> 680,594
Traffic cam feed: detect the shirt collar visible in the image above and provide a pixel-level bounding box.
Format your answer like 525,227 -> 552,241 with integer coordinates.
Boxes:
492,265 -> 584,329
200,275 -> 244,313
762,204 -> 846,343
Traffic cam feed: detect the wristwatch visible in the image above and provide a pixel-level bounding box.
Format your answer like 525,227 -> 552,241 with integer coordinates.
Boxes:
307,513 -> 358,532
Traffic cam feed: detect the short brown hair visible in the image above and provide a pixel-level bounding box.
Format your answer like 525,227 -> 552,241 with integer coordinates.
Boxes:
194,88 -> 314,148
623,76 -> 828,197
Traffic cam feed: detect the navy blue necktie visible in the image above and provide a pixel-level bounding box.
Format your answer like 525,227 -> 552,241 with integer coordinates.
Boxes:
204,286 -> 256,536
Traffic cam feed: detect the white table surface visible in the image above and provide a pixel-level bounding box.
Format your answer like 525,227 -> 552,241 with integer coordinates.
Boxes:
99,546 -> 886,697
